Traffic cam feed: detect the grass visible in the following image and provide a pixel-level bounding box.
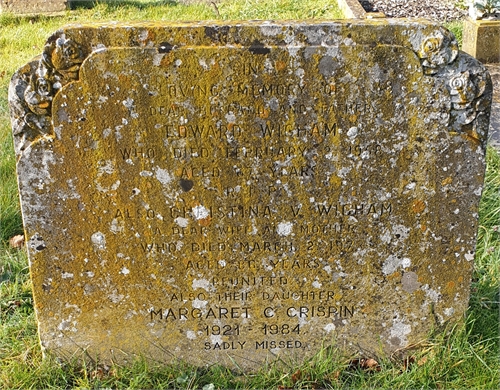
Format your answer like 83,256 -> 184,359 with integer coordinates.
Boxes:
444,20 -> 463,46
0,1 -> 499,388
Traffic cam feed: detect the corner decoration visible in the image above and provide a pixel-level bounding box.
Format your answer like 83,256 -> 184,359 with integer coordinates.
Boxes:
25,33 -> 85,115
10,32 -> 87,153
413,29 -> 491,142
9,23 -> 492,158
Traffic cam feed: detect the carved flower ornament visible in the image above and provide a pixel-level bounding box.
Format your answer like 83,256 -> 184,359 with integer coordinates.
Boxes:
447,69 -> 489,126
417,32 -> 458,75
23,67 -> 53,116
42,34 -> 85,83
448,71 -> 476,108
23,33 -> 86,120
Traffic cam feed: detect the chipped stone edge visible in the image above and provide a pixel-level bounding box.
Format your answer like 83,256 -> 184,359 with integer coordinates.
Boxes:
336,0 -> 386,19
336,0 -> 369,19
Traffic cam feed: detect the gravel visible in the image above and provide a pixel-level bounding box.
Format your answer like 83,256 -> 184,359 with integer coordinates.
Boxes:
359,0 -> 467,21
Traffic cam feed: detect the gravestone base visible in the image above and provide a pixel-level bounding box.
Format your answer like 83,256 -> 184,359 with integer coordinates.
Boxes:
462,18 -> 500,64
0,0 -> 67,14
9,21 -> 492,370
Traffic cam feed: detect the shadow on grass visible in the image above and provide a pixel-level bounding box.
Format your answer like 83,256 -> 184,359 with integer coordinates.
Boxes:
0,12 -> 65,26
69,0 -> 178,10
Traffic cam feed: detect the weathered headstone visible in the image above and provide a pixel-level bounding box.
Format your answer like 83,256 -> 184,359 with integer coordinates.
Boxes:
9,21 -> 492,369
0,0 -> 67,14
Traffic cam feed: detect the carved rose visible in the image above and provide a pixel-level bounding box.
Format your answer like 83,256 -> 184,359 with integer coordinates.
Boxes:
42,33 -> 85,84
417,31 -> 458,75
23,33 -> 86,120
446,68 -> 490,127
51,37 -> 84,79
448,71 -> 476,108
24,69 -> 53,116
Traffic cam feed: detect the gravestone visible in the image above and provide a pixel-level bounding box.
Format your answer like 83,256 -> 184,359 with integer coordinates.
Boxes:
0,0 -> 67,14
9,21 -> 492,369
462,18 -> 500,64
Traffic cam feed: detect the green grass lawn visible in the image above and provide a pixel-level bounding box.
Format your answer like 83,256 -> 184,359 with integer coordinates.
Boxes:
0,1 -> 499,388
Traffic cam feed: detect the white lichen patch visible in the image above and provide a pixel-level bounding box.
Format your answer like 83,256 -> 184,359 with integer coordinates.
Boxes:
401,258 -> 412,268
61,272 -> 74,279
380,228 -> 392,244
120,267 -> 130,275
324,323 -> 336,333
338,166 -> 351,178
422,285 -> 440,302
154,166 -> 173,186
225,112 -> 236,123
347,127 -> 358,138
192,299 -> 208,309
251,220 -> 258,235
108,291 -> 124,303
262,259 -> 273,271
392,224 -> 410,240
97,95 -> 108,104
192,205 -> 210,220
96,180 -> 121,193
332,272 -> 348,282
153,53 -> 164,66
114,125 -> 123,140
124,310 -> 138,320
97,160 -> 115,175
57,319 -> 74,331
186,330 -> 197,340
175,217 -> 189,228
389,318 -> 411,347
277,221 -> 293,236
210,334 -> 222,345
382,255 -> 411,275
260,24 -> 282,37
110,218 -> 124,234
192,278 -> 212,291
287,307 -> 309,326
64,179 -> 81,200
130,188 -> 140,198
464,252 -> 474,261
122,97 -> 134,109
91,232 -> 106,249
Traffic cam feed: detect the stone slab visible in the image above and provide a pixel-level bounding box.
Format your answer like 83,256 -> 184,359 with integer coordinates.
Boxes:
485,64 -> 500,149
0,0 -> 67,14
336,0 -> 368,19
462,18 -> 500,64
9,21 -> 492,369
